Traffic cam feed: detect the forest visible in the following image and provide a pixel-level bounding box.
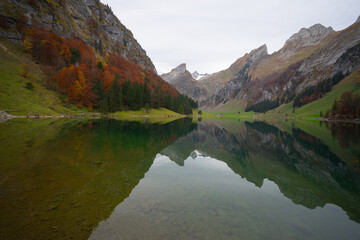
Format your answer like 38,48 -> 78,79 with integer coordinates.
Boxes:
18,16 -> 197,114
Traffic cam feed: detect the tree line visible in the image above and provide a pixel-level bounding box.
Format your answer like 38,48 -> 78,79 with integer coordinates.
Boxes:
293,72 -> 345,108
245,99 -> 280,113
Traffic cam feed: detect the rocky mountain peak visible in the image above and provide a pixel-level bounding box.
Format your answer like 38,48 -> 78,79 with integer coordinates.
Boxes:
285,24 -> 334,48
173,63 -> 187,74
249,44 -> 268,61
161,63 -> 191,83
192,71 -> 199,78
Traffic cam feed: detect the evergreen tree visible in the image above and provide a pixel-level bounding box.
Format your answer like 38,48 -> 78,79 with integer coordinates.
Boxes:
178,104 -> 184,114
108,76 -> 123,112
143,82 -> 151,107
93,80 -> 109,112
136,82 -> 143,110
128,83 -> 137,110
153,87 -> 161,109
100,91 -> 109,112
164,94 -> 172,110
122,80 -> 131,107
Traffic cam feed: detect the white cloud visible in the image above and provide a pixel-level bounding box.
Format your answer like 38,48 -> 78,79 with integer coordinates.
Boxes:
101,0 -> 359,73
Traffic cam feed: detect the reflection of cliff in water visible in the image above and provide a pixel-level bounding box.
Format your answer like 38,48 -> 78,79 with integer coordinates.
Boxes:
161,120 -> 360,223
0,119 -> 196,240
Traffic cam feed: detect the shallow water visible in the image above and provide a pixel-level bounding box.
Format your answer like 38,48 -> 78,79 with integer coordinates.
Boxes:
0,118 -> 359,239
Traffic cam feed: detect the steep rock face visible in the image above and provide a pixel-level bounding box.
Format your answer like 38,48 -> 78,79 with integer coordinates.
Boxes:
161,63 -> 187,84
0,0 -> 155,71
161,64 -> 202,97
201,44 -> 268,108
296,20 -> 360,92
283,24 -> 334,52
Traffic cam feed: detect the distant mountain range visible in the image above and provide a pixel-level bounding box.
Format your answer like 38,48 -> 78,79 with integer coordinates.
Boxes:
162,17 -> 360,112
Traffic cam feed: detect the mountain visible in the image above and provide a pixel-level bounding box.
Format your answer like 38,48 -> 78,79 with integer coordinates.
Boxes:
0,0 -> 155,71
161,63 -> 199,97
164,19 -> 360,113
0,0 -> 197,115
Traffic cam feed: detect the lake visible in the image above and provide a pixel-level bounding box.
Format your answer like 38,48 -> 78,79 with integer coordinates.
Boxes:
0,118 -> 359,239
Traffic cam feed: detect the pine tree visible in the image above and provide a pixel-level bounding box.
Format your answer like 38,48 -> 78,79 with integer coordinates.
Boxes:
153,87 -> 161,109
108,76 -> 123,112
164,94 -> 172,110
178,104 -> 184,114
143,82 -> 151,107
122,80 -> 131,107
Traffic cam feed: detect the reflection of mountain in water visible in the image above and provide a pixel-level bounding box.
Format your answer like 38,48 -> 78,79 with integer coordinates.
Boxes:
161,120 -> 360,223
0,119 -> 196,240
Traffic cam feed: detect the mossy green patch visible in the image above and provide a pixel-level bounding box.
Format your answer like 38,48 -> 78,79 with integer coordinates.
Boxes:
113,108 -> 183,124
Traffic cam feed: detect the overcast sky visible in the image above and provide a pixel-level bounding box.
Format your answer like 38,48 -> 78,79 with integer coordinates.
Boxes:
101,0 -> 359,74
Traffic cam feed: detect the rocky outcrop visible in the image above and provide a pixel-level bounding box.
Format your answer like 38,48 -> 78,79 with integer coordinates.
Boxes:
201,44 -> 268,108
0,0 -> 155,71
283,24 -> 334,52
161,64 -> 202,97
161,63 -> 187,83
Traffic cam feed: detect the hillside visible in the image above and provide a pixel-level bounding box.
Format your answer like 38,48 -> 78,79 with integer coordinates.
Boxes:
0,0 -> 197,115
164,18 -> 360,116
0,39 -> 78,116
0,0 -> 155,70
258,68 -> 360,119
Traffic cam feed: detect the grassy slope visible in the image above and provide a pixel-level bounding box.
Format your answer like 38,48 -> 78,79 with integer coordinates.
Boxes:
209,99 -> 255,118
114,108 -> 184,124
256,68 -> 360,119
0,40 -> 81,116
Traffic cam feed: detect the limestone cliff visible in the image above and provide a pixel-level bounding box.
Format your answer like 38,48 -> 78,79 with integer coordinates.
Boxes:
0,0 -> 155,71
161,63 -> 200,97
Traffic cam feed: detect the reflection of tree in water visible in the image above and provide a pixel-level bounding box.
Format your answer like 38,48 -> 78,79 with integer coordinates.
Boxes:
325,122 -> 360,148
292,128 -> 341,165
0,118 -> 197,240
